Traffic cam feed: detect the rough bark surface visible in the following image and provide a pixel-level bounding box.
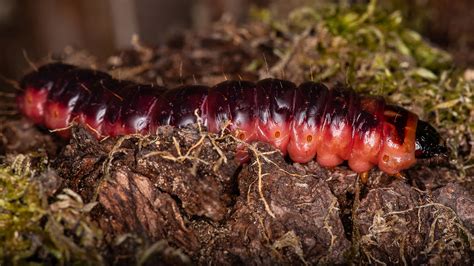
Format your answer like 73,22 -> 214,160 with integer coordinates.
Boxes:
43,125 -> 472,264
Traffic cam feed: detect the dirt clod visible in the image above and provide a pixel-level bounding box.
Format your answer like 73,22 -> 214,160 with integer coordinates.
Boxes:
206,143 -> 351,264
356,181 -> 473,264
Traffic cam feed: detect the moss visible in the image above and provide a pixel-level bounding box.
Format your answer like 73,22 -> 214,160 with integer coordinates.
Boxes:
0,155 -> 103,265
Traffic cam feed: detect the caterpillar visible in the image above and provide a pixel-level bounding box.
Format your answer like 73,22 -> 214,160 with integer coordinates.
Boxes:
16,63 -> 446,174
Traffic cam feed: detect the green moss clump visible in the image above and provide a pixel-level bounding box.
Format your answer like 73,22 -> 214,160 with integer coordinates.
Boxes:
0,155 -> 103,265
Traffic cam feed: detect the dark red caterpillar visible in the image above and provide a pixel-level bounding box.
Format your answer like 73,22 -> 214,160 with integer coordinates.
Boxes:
17,63 -> 446,174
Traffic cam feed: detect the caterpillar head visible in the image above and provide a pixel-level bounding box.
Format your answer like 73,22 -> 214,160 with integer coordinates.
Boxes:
415,120 -> 447,158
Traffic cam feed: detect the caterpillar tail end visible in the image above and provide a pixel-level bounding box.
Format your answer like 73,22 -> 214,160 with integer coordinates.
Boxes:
415,120 -> 448,159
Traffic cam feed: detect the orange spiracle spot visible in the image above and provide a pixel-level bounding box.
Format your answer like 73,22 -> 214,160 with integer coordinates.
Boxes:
274,130 -> 281,138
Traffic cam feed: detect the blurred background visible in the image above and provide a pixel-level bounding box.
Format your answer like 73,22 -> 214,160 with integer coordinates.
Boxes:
0,0 -> 472,79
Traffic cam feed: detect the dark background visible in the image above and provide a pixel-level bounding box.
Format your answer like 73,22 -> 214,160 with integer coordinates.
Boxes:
0,0 -> 472,79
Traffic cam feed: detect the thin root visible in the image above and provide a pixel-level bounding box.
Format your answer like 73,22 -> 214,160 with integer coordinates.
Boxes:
94,134 -> 142,201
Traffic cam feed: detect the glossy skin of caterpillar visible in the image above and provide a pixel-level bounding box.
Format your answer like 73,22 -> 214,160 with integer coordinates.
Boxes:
17,63 -> 446,174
